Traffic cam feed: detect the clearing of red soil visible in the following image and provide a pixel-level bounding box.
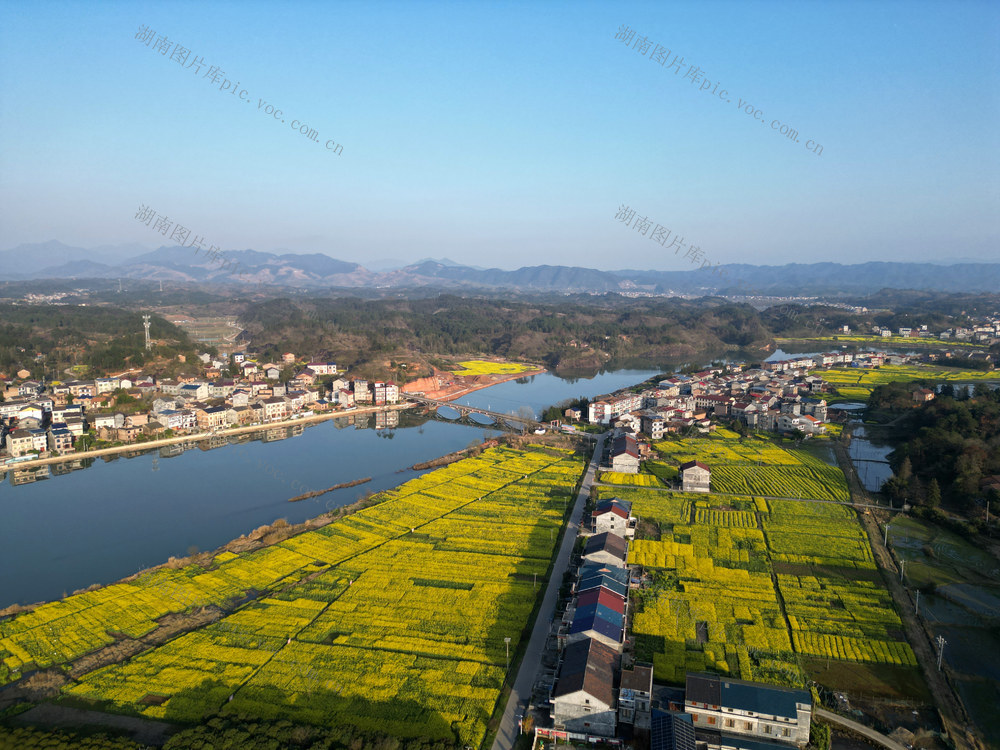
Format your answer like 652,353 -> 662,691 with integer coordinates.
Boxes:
402,366 -> 544,401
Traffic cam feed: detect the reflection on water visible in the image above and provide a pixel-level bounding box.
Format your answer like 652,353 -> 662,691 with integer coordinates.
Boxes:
0,368 -> 659,608
847,423 -> 894,492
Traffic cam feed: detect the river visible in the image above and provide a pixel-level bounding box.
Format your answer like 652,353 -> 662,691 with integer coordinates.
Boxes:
846,423 -> 894,493
0,368 -> 660,609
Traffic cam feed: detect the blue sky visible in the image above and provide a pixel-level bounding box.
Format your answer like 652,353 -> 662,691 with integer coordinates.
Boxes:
1,0 -> 997,270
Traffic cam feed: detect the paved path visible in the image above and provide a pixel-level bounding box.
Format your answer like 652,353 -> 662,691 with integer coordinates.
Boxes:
490,432 -> 606,750
815,707 -> 907,750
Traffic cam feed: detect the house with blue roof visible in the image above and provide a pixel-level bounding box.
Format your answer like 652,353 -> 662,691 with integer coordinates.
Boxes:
685,673 -> 811,747
568,608 -> 623,650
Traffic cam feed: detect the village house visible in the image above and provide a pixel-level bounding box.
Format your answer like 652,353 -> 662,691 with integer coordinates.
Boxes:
306,362 -> 337,376
592,498 -> 634,538
609,434 -> 641,473
5,428 -> 35,457
640,411 -> 666,439
353,379 -> 371,403
94,377 -> 121,394
680,461 -> 711,493
18,380 -> 42,398
91,414 -> 117,431
26,428 -> 48,453
195,406 -> 231,429
209,380 -> 237,398
589,393 -> 644,425
684,673 -> 811,747
619,663 -> 654,729
47,427 -> 74,453
281,352 -> 296,364
261,397 -> 287,423
290,371 -> 316,389
568,603 -> 624,651
223,405 -> 245,424
577,564 -> 629,600
67,380 -> 96,398
584,532 -> 627,567
913,388 -> 935,403
552,637 -> 619,737
61,416 -> 86,437
177,382 -> 209,401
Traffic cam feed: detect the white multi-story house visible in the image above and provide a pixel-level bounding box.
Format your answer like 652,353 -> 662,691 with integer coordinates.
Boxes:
685,673 -> 811,747
592,498 -> 634,538
589,393 -> 643,424
262,397 -> 287,423
5,429 -> 35,457
95,377 -> 121,394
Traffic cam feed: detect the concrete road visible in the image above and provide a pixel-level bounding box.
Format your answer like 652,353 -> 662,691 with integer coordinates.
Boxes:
815,708 -> 907,750
490,432 -> 606,750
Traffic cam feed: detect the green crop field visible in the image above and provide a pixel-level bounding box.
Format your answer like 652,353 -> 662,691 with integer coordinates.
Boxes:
812,364 -> 998,401
448,360 -> 534,376
620,485 -> 918,694
3,446 -> 585,748
788,335 -> 979,349
652,433 -> 849,501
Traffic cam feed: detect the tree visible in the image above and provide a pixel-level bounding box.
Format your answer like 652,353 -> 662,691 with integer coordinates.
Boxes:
898,456 -> 913,484
927,478 -> 941,508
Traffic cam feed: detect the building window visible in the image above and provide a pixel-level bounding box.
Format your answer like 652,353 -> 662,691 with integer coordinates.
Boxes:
782,728 -> 791,737
744,721 -> 753,730
724,719 -> 735,728
707,717 -> 716,725
763,725 -> 772,735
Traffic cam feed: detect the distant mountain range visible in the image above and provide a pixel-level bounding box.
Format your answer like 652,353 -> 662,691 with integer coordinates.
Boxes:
1,241 -> 999,296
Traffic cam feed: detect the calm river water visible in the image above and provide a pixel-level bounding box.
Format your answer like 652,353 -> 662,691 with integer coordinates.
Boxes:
0,369 -> 659,608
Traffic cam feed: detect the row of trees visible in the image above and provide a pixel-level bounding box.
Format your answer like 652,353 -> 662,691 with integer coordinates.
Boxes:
878,383 -> 1000,518
239,295 -> 774,377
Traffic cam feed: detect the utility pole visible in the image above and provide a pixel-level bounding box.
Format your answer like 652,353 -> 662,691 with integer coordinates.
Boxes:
915,589 -> 920,616
884,523 -> 890,546
900,559 -> 906,582
936,635 -> 946,671
504,637 -> 511,673
143,314 -> 152,350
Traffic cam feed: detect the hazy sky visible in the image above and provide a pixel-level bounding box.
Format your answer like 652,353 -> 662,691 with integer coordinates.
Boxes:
1,0 -> 998,270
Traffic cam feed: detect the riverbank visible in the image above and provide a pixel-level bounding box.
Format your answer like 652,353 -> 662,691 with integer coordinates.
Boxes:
0,402 -> 416,473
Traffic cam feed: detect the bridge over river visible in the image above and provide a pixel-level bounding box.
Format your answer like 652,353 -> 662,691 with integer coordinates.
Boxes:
405,394 -> 543,432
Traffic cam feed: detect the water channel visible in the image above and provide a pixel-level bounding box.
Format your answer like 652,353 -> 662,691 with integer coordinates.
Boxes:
0,368 -> 660,609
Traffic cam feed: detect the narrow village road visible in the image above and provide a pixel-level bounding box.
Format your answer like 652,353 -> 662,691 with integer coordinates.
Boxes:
833,433 -> 980,750
490,432 -> 606,750
814,708 -> 907,750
